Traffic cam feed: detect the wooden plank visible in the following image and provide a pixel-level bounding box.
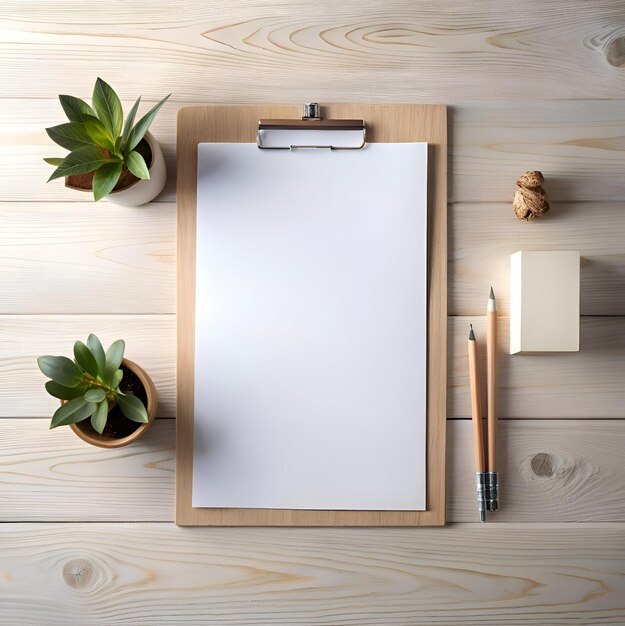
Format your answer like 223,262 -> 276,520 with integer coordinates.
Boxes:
0,203 -> 175,314
448,316 -> 625,419
0,418 -> 174,522
450,101 -> 625,202
1,1 -> 625,101
0,315 -> 175,417
2,99 -> 625,203
176,104 -> 447,526
3,200 -> 622,317
3,314 -> 623,420
450,202 -> 625,316
2,419 -> 625,523
447,420 -> 625,522
1,522 -> 624,625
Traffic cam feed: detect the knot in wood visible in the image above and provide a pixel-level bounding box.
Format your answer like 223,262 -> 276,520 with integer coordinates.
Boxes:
63,558 -> 96,590
512,170 -> 549,221
530,452 -> 554,477
606,36 -> 625,68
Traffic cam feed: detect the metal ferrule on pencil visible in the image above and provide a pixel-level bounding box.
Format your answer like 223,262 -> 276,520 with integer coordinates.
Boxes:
485,471 -> 499,512
475,472 -> 488,522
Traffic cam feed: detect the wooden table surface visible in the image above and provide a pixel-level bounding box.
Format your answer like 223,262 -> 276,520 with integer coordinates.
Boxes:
1,1 -> 624,624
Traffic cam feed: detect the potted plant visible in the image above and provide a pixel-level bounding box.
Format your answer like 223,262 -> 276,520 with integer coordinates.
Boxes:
37,335 -> 157,448
44,78 -> 170,206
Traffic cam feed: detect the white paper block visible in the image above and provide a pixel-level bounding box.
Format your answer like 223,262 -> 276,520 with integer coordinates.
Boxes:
510,251 -> 580,354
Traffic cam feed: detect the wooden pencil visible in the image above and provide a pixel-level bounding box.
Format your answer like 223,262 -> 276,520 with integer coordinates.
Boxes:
468,324 -> 486,521
485,287 -> 499,514
487,287 -> 497,472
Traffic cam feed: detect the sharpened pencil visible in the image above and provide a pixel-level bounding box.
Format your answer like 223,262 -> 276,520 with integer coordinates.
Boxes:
487,287 -> 497,472
486,288 -> 499,512
468,324 -> 487,522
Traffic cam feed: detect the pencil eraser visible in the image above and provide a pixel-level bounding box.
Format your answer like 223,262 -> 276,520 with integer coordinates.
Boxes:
510,251 -> 580,354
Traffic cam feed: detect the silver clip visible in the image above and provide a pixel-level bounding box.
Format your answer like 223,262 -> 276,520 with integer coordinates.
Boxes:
257,103 -> 366,150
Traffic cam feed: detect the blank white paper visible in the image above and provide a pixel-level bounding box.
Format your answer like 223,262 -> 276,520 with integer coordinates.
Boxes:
193,142 -> 428,510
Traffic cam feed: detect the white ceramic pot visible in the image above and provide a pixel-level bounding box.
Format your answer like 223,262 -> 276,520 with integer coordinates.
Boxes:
64,131 -> 167,207
106,131 -> 167,206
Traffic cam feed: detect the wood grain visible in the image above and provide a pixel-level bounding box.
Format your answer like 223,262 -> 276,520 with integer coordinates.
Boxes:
0,203 -> 175,314
3,99 -> 625,203
448,316 -> 625,419
2,0 -> 625,101
3,200 -> 623,317
0,315 -> 175,418
4,315 -> 623,420
447,420 -> 625,522
0,418 -> 174,522
1,522 -> 624,625
176,104 -> 447,526
3,418 -> 625,524
450,202 -> 625,316
449,101 -> 625,203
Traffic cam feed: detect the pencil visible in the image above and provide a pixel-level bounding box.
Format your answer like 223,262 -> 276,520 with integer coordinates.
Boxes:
468,324 -> 487,522
486,287 -> 499,512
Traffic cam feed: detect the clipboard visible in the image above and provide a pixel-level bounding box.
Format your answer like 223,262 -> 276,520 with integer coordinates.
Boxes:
176,104 -> 447,526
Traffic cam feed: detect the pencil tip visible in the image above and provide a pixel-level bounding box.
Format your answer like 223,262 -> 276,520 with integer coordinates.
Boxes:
469,325 -> 475,341
489,286 -> 495,300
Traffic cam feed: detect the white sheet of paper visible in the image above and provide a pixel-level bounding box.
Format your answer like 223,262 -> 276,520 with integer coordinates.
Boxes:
193,142 -> 428,510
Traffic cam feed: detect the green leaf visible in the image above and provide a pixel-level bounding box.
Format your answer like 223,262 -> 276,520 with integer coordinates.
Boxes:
84,388 -> 106,403
47,146 -> 114,182
37,355 -> 83,387
92,161 -> 123,201
92,77 -> 123,139
45,122 -> 95,151
91,399 -> 108,434
45,380 -> 86,400
104,339 -> 125,383
122,96 -> 141,147
73,340 -> 99,377
111,369 -> 123,389
83,115 -> 116,152
59,95 -> 96,123
117,393 -> 149,423
126,93 -> 170,152
43,157 -> 65,166
125,150 -> 150,179
87,334 -> 106,373
50,397 -> 96,429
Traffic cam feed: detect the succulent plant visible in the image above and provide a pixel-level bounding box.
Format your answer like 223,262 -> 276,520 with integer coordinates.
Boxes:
44,77 -> 170,200
37,334 -> 148,434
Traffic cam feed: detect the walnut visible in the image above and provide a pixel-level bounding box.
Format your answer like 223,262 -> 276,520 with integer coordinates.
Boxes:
512,171 -> 549,221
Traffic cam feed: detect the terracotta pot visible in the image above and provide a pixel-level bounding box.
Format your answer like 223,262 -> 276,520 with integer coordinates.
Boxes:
67,358 -> 157,448
65,131 -> 167,207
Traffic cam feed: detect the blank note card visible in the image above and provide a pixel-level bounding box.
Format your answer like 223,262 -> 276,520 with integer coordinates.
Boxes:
193,142 -> 428,510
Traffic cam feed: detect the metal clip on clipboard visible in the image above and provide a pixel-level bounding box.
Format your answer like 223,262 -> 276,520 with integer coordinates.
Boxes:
257,103 -> 366,150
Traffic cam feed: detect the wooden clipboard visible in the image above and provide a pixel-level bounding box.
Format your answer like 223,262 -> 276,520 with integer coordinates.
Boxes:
176,104 -> 447,526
